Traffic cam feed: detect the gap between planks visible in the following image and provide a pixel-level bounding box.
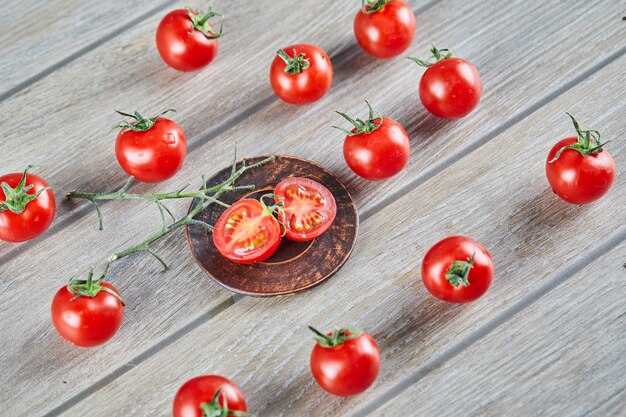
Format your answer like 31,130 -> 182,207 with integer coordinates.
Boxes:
0,0 -> 177,102
42,43 -> 626,416
0,0 -> 443,267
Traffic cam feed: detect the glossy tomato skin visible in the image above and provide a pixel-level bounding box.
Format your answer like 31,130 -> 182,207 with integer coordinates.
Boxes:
546,137 -> 616,204
343,117 -> 410,180
270,44 -> 333,105
422,236 -> 493,303
274,177 -> 337,241
51,283 -> 124,347
156,9 -> 218,72
311,333 -> 380,396
0,172 -> 55,242
213,199 -> 282,264
115,117 -> 186,183
419,57 -> 482,119
354,0 -> 416,58
173,375 -> 247,417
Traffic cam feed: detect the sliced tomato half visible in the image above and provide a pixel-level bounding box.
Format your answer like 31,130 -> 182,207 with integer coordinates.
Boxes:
213,198 -> 282,264
274,177 -> 337,241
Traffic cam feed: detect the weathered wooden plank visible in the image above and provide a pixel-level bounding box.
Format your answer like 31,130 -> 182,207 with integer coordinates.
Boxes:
0,0 -> 623,415
377,242 -> 626,417
0,0 -> 175,98
62,54 -> 626,416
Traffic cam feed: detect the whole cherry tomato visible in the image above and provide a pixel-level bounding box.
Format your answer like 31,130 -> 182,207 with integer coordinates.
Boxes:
156,3 -> 223,72
212,197 -> 282,264
546,113 -> 615,204
51,269 -> 124,347
114,109 -> 187,183
335,100 -> 410,180
410,45 -> 482,119
0,166 -> 56,242
173,375 -> 247,417
421,236 -> 493,303
274,177 -> 337,241
270,44 -> 333,105
354,0 -> 416,58
309,326 -> 380,396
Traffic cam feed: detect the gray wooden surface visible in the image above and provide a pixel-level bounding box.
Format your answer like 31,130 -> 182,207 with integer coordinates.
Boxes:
0,0 -> 624,416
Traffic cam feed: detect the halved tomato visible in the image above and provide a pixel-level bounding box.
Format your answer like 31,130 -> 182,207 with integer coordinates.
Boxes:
274,177 -> 337,241
213,198 -> 282,264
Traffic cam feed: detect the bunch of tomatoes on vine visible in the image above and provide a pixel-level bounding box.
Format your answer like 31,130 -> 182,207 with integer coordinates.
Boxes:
1,0 -> 616,415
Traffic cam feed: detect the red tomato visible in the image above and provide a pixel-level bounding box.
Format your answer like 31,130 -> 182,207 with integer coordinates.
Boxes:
309,326 -> 380,396
354,0 -> 416,59
270,44 -> 333,105
213,198 -> 282,264
51,275 -> 124,347
274,177 -> 337,241
546,114 -> 615,204
336,101 -> 410,180
421,236 -> 493,303
156,5 -> 223,72
410,45 -> 482,118
173,375 -> 247,417
114,110 -> 187,183
0,166 -> 56,242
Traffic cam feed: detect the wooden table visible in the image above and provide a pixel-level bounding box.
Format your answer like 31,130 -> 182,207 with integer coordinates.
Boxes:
1,1 -> 624,416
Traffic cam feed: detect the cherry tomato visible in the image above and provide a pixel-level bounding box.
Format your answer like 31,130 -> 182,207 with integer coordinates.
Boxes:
156,4 -> 223,72
546,114 -> 615,204
213,198 -> 282,264
354,0 -> 416,59
274,177 -> 337,241
51,273 -> 124,347
410,45 -> 482,119
270,44 -> 333,105
173,375 -> 247,417
0,166 -> 56,242
421,236 -> 493,303
309,326 -> 380,396
114,110 -> 187,183
336,101 -> 410,180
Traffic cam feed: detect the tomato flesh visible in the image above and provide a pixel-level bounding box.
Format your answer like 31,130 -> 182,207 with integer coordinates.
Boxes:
173,375 -> 247,417
546,137 -> 616,204
354,0 -> 416,59
0,172 -> 56,242
421,236 -> 493,303
213,199 -> 281,264
275,177 -> 337,241
156,9 -> 219,72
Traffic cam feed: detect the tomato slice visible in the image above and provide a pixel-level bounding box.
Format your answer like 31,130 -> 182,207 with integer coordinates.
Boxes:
274,177 -> 337,241
213,199 -> 282,264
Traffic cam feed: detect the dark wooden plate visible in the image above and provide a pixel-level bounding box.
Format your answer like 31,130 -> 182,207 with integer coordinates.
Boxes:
186,155 -> 358,297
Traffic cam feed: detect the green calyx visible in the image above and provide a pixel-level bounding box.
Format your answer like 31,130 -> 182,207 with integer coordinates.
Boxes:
549,113 -> 610,163
445,251 -> 475,287
362,0 -> 394,13
112,109 -> 176,133
67,265 -> 124,305
309,325 -> 363,348
333,100 -> 383,136
408,44 -> 453,68
186,2 -> 224,39
0,165 -> 50,214
277,49 -> 310,74
199,387 -> 247,417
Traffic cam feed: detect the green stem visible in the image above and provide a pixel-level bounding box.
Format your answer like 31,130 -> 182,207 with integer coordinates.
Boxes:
277,49 -> 310,74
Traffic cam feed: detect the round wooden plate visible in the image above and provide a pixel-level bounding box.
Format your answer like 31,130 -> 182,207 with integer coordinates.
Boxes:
186,155 -> 358,297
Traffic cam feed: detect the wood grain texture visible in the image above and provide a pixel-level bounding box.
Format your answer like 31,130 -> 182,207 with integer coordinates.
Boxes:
378,242 -> 626,417
62,54 -> 626,417
188,156 -> 358,296
0,0 -> 174,97
0,0 -> 624,415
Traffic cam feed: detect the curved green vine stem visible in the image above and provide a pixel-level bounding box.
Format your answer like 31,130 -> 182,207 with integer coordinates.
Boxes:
67,264 -> 124,304
186,2 -> 224,39
111,109 -> 176,133
332,100 -> 383,136
408,44 -> 452,68
549,113 -> 610,162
